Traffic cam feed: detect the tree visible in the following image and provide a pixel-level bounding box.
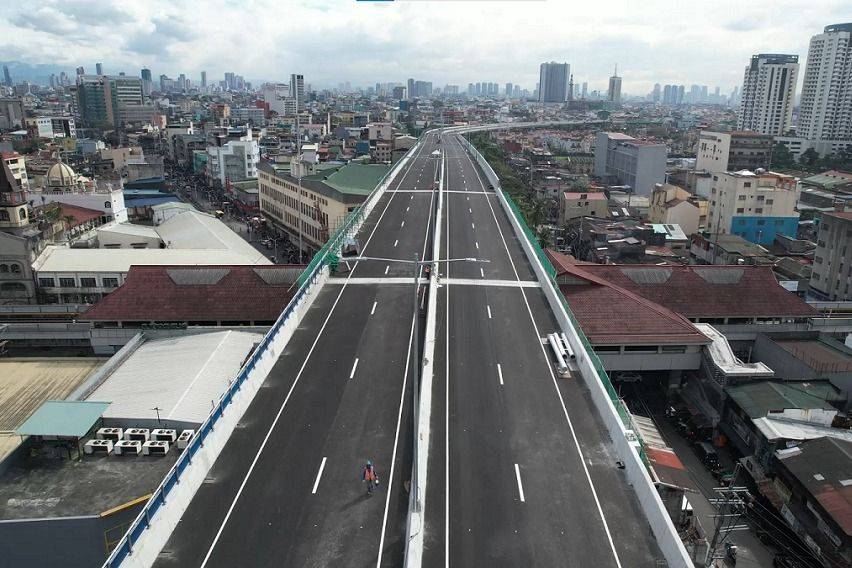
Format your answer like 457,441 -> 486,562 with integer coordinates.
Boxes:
800,148 -> 820,169
770,142 -> 795,170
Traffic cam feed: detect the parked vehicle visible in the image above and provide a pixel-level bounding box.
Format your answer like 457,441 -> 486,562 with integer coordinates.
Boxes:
694,441 -> 720,470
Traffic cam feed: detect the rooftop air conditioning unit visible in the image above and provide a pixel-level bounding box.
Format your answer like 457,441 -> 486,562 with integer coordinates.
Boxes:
142,440 -> 170,456
152,429 -> 177,443
176,429 -> 194,450
124,428 -> 150,442
96,427 -> 123,442
84,439 -> 113,455
114,440 -> 142,455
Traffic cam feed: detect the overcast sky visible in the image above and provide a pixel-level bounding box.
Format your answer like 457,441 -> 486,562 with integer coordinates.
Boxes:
1,0 -> 848,94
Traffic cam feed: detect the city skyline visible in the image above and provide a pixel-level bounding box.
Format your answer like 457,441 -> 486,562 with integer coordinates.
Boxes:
1,0 -> 847,93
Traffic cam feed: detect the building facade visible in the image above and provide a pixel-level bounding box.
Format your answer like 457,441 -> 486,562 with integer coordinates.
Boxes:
798,23 -> 852,148
696,131 -> 773,174
649,183 -> 701,236
538,62 -> 570,103
810,211 -> 852,301
707,171 -> 800,246
594,132 -> 666,196
737,54 -> 798,136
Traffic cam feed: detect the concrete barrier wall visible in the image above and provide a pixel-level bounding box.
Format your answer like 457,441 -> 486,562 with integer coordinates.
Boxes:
104,134 -> 425,568
458,132 -> 694,568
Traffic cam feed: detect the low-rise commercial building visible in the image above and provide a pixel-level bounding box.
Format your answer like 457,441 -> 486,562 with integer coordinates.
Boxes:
258,160 -> 389,251
559,191 -> 609,223
649,183 -> 701,236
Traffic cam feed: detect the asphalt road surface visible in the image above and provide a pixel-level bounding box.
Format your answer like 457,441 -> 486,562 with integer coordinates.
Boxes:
153,132 -> 442,568
420,134 -> 665,567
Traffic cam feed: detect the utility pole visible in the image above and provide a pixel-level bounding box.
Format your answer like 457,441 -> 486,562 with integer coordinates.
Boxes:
705,465 -> 750,566
296,112 -> 304,263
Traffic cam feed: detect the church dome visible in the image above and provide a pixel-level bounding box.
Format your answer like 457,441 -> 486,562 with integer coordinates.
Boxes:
46,162 -> 76,187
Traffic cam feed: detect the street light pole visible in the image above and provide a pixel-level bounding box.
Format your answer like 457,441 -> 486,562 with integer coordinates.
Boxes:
411,251 -> 420,510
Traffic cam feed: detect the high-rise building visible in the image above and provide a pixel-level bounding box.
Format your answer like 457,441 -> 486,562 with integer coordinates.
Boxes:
290,74 -> 305,110
652,83 -> 661,103
95,62 -> 103,75
140,68 -> 152,98
608,65 -> 622,104
505,82 -> 513,98
76,66 -> 85,77
809,210 -> 852,300
798,23 -> 852,146
696,131 -> 774,173
224,72 -> 235,90
737,53 -> 798,136
538,62 -> 570,103
2,65 -> 11,87
74,75 -> 145,128
201,70 -> 207,88
581,82 -> 588,99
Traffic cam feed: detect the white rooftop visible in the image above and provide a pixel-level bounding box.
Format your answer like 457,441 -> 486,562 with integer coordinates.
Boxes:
87,330 -> 263,425
754,416 -> 852,444
695,323 -> 774,377
33,210 -> 271,273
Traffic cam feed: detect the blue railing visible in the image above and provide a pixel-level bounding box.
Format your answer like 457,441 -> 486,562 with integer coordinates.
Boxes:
102,136 -> 423,568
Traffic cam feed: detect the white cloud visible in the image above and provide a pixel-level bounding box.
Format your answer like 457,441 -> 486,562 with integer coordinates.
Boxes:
0,0 -> 846,94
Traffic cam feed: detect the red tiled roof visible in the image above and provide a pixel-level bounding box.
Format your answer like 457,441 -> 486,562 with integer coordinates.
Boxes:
546,250 -> 708,345
547,251 -> 817,319
80,265 -> 305,323
57,203 -> 104,227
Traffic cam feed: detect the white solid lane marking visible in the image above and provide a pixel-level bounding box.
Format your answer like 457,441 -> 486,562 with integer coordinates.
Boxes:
480,267 -> 485,278
514,464 -> 525,502
384,265 -> 390,275
487,305 -> 492,319
497,363 -> 504,385
349,358 -> 359,379
371,301 -> 377,315
312,457 -> 327,494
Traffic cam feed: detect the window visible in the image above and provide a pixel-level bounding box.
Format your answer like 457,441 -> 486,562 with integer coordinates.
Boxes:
757,195 -> 765,201
755,208 -> 763,214
757,220 -> 765,226
0,264 -> 7,273
738,195 -> 747,201
10,263 -> 20,273
766,199 -> 774,205
736,208 -> 745,214
0,282 -> 25,292
80,277 -> 96,287
104,201 -> 111,209
59,277 -> 76,287
38,277 -> 54,287
744,182 -> 752,187
102,277 -> 119,288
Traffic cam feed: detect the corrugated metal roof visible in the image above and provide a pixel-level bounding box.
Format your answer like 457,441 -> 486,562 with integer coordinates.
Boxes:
16,400 -> 110,438
87,330 -> 263,425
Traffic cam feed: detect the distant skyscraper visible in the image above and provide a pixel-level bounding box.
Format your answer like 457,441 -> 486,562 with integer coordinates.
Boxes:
407,78 -> 415,100
140,68 -> 152,97
538,61 -> 570,103
76,66 -> 85,77
201,70 -> 207,88
224,72 -> 235,90
737,53 -> 798,136
607,65 -> 622,104
2,65 -> 11,87
798,23 -> 852,144
581,82 -> 588,99
652,83 -> 661,103
95,62 -> 103,75
290,74 -> 305,110
505,82 -> 513,98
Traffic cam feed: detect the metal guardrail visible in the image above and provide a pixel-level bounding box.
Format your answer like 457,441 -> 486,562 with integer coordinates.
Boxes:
103,137 -> 424,568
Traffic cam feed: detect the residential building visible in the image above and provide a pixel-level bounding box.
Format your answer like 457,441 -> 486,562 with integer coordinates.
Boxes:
290,74 -> 305,111
771,438 -> 852,567
608,66 -> 622,104
649,183 -> 701,236
559,191 -> 609,224
594,132 -> 666,196
538,62 -> 570,103
809,211 -> 852,300
230,107 -> 266,126
690,233 -> 773,265
258,160 -> 389,251
706,170 -> 800,245
696,131 -> 773,174
2,152 -> 29,192
737,54 -> 798,136
206,129 -> 259,188
798,23 -> 852,153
